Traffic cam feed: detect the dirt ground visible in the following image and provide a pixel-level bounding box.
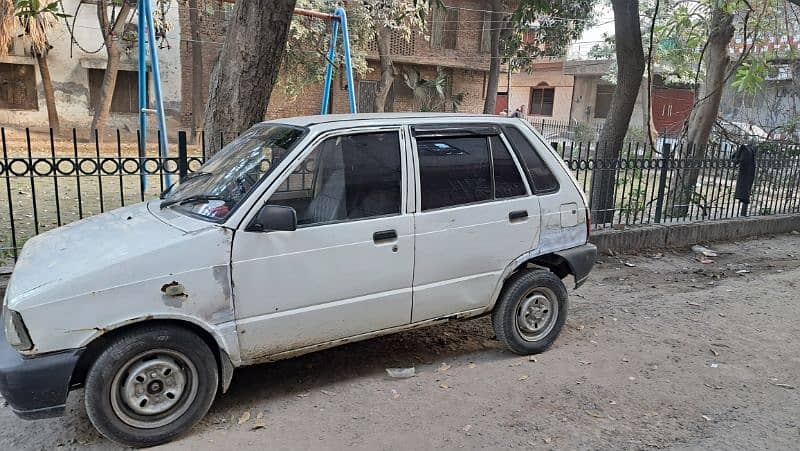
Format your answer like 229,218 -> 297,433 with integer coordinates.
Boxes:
0,233 -> 798,450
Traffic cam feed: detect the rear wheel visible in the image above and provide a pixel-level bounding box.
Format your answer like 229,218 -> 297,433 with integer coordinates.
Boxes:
84,325 -> 218,448
492,270 -> 568,355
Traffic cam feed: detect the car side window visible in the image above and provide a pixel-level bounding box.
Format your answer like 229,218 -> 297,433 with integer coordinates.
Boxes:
490,136 -> 527,198
416,136 -> 492,211
266,131 -> 402,226
502,126 -> 559,193
416,134 -> 527,211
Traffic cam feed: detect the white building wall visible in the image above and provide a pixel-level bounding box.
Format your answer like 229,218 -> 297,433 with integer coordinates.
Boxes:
0,0 -> 182,131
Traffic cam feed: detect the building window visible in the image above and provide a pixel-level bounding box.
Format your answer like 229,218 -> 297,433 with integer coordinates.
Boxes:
0,63 -> 38,110
431,5 -> 458,50
529,86 -> 554,116
595,84 -> 614,118
480,12 -> 491,53
88,68 -> 148,114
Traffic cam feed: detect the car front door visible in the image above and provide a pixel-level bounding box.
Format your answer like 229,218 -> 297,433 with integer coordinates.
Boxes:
231,128 -> 414,363
410,125 -> 541,322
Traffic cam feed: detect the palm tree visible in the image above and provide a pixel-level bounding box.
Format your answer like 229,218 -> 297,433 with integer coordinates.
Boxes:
2,0 -> 67,133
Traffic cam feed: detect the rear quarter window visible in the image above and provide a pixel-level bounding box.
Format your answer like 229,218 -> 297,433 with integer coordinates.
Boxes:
503,126 -> 559,194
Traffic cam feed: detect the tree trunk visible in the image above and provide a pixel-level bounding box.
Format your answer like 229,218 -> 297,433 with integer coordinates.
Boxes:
482,0 -> 503,115
90,1 -> 134,139
91,44 -> 122,137
203,0 -> 297,154
373,25 -> 394,113
667,8 -> 734,217
35,50 -> 59,134
188,0 -> 204,144
589,0 -> 645,225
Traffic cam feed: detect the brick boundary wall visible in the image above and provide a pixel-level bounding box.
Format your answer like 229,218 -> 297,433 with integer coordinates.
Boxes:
590,214 -> 800,254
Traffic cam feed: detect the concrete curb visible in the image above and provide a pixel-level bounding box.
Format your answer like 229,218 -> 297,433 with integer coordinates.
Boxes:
590,213 -> 800,254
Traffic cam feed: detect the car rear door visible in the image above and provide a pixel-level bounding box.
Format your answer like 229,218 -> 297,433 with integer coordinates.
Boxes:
410,124 -> 541,322
231,127 -> 414,362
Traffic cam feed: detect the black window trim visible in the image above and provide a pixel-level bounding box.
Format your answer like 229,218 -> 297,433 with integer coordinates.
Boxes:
413,130 -> 530,213
254,127 -> 407,230
501,124 -> 561,195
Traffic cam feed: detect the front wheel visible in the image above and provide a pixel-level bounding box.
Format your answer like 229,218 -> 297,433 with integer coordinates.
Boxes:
84,325 -> 218,448
492,270 -> 568,355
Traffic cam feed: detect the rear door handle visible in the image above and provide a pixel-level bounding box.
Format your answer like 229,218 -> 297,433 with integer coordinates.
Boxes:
509,210 -> 528,222
373,229 -> 398,243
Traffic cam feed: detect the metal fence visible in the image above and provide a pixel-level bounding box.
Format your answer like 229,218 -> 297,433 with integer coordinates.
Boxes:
550,139 -> 800,229
1,127 -> 800,261
529,118 -> 604,142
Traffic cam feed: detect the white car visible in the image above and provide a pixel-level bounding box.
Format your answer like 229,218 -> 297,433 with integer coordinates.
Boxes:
0,113 -> 595,447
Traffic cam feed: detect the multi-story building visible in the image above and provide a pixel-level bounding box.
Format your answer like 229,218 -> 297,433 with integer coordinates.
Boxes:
178,0 -> 497,126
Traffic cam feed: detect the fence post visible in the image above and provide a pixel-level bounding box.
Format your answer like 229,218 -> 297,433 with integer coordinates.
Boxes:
653,141 -> 672,223
178,131 -> 188,181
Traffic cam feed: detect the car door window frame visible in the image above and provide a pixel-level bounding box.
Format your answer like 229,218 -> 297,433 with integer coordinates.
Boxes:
240,126 -> 410,231
408,124 -> 531,213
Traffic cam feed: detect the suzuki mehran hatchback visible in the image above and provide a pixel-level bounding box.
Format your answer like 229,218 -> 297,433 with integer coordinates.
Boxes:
1,113 -> 595,447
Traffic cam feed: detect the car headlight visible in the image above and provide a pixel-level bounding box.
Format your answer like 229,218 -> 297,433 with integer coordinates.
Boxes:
3,306 -> 33,351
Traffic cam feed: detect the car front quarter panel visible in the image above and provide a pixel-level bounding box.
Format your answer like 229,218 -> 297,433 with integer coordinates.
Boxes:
9,228 -> 240,364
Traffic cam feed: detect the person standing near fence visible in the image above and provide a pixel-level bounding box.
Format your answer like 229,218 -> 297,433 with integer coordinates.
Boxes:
732,143 -> 756,217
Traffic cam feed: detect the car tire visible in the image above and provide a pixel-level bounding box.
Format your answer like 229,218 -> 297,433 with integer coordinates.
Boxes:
84,325 -> 218,448
492,269 -> 568,355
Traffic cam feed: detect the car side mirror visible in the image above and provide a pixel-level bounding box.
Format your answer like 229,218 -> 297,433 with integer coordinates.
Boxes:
246,205 -> 297,232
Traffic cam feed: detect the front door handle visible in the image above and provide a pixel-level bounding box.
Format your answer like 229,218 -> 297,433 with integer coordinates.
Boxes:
509,210 -> 528,222
373,229 -> 398,243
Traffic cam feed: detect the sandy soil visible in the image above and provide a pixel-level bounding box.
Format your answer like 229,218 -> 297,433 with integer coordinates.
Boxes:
0,233 -> 798,450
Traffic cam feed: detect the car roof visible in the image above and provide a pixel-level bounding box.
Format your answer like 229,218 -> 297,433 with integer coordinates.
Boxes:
263,112 -> 516,128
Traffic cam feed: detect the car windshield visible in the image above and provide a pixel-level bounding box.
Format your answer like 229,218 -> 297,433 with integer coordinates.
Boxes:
161,123 -> 306,221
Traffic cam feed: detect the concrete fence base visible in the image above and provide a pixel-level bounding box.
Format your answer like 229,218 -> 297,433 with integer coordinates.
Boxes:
590,214 -> 800,254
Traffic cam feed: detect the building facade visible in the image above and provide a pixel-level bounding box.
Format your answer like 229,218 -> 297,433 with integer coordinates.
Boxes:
0,0 -> 183,131
178,0 -> 496,127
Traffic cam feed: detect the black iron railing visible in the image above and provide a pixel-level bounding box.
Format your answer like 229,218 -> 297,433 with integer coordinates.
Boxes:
1,127 -> 799,261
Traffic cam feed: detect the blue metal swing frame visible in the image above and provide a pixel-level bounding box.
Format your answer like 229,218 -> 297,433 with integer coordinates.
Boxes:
136,4 -> 357,192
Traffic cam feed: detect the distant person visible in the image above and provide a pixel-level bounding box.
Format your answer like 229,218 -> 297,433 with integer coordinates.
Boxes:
732,143 -> 757,216
511,105 -> 525,118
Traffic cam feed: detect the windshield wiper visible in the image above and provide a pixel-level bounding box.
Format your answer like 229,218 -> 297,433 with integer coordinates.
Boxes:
159,171 -> 213,199
160,194 -> 226,209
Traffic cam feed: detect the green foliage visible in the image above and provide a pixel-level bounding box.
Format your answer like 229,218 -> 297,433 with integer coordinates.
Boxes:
508,0 -> 594,71
14,0 -> 68,19
573,122 -> 598,142
402,67 -> 464,112
281,0 -> 429,99
624,126 -> 646,145
731,58 -> 769,95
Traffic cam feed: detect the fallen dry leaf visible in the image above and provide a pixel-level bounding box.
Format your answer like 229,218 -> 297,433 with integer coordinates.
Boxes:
585,409 -> 606,419
251,421 -> 267,430
468,363 -> 477,369
390,389 -> 400,400
519,375 -> 529,381
438,363 -> 451,372
439,384 -> 450,390
238,411 -> 251,425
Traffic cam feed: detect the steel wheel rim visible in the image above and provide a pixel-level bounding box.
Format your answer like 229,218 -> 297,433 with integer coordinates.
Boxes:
514,287 -> 558,342
110,349 -> 199,429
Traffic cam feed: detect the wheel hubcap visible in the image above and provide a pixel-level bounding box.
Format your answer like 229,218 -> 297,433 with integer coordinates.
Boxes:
110,350 -> 198,429
123,356 -> 186,415
515,288 -> 558,342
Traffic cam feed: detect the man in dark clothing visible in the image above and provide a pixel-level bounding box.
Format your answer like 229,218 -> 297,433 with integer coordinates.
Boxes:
732,144 -> 756,216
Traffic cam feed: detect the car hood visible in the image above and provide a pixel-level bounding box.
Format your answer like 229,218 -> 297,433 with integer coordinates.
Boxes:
5,201 -> 224,308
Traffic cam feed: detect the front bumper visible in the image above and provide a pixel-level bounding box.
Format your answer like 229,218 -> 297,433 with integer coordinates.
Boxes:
0,328 -> 83,419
